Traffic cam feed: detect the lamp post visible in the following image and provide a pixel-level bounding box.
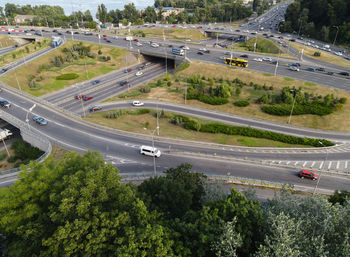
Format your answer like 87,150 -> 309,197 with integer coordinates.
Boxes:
76,83 -> 86,117
25,103 -> 36,131
144,126 -> 159,176
313,141 -> 328,196
287,89 -> 297,124
163,29 -> 167,75
333,26 -> 339,46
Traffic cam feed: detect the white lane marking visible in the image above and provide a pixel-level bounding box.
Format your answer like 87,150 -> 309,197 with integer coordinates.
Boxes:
286,161 -> 290,165
346,161 -> 348,169
302,161 -> 307,167
328,161 -> 332,169
295,161 -> 299,166
319,161 -> 323,169
311,161 -> 315,167
336,161 -> 340,169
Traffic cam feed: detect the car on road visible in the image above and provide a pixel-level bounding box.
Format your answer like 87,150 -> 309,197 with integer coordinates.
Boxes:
240,54 -> 249,58
307,67 -> 316,72
136,71 -> 143,76
298,170 -> 318,180
197,51 -> 204,55
289,65 -> 300,71
133,38 -> 139,42
316,67 -> 325,72
92,80 -> 100,85
32,116 -> 48,125
83,96 -> 93,101
290,62 -> 301,67
89,106 -> 102,112
151,43 -> 159,48
124,68 -> 132,73
253,58 -> 263,62
140,145 -> 161,157
138,65 -> 145,70
262,57 -> 272,62
102,34 -> 107,37
327,71 -> 334,75
103,37 -> 107,40
181,45 -> 189,50
136,42 -> 142,46
185,39 -> 191,42
168,44 -> 173,48
132,100 -> 144,106
120,80 -> 129,86
219,56 -> 226,60
224,51 -> 231,55
339,71 -> 350,76
106,40 -> 112,43
0,99 -> 10,108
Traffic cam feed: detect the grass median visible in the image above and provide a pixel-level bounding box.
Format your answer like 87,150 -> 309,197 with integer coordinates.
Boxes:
0,35 -> 17,49
107,61 -> 350,132
1,40 -> 137,97
84,109 -> 314,148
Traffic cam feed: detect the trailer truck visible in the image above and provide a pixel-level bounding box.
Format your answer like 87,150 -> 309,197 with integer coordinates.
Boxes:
51,37 -> 62,47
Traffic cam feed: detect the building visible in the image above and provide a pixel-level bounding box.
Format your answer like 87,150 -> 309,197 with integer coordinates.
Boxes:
155,7 -> 185,18
14,15 -> 36,24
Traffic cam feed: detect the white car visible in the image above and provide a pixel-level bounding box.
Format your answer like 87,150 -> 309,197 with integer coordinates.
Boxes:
136,42 -> 142,46
185,39 -> 191,42
199,48 -> 207,51
135,71 -> 143,76
262,57 -> 272,62
289,66 -> 300,71
253,58 -> 263,62
132,100 -> 144,106
335,52 -> 343,56
182,45 -> 189,50
151,43 -> 159,48
219,56 -> 226,60
113,36 -> 118,39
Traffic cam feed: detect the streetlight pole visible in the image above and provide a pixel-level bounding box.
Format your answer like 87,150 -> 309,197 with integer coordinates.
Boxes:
163,29 -> 167,75
1,137 -> 10,157
333,26 -> 339,46
313,141 -> 328,196
144,126 -> 159,177
76,83 -> 86,117
287,90 -> 297,124
25,103 -> 36,131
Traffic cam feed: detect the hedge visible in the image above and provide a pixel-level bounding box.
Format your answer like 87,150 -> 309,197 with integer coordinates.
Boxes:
56,73 -> 79,80
169,114 -> 334,147
187,93 -> 229,105
234,100 -> 250,107
261,103 -> 334,116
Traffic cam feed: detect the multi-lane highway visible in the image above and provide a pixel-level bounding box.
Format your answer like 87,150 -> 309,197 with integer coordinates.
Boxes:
0,10 -> 350,192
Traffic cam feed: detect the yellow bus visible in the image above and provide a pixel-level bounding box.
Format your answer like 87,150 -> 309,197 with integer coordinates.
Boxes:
225,58 -> 248,68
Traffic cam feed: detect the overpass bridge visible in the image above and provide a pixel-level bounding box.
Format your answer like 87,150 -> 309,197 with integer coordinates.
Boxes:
204,29 -> 250,42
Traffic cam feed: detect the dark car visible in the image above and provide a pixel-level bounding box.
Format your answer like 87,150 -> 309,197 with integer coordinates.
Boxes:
74,31 -> 79,34
57,32 -> 63,35
106,40 -> 112,43
289,38 -> 296,42
138,65 -> 145,70
204,49 -> 210,53
92,80 -> 100,85
307,67 -> 316,72
298,170 -> 318,180
339,72 -> 350,76
1,68 -> 8,73
52,29 -> 57,32
240,54 -> 249,58
168,44 -> 173,48
0,99 -> 10,108
290,62 -> 301,67
89,106 -> 102,112
316,67 -> 325,72
120,80 -> 130,86
197,51 -> 204,55
32,116 -> 48,125
327,71 -> 334,75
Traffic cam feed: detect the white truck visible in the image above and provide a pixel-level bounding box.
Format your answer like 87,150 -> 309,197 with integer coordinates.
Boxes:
125,36 -> 133,41
0,128 -> 12,140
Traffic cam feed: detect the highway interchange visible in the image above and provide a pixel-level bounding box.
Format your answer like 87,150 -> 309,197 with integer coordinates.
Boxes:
0,3 -> 350,193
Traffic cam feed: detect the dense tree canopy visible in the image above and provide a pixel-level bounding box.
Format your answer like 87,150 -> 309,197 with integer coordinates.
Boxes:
280,0 -> 350,45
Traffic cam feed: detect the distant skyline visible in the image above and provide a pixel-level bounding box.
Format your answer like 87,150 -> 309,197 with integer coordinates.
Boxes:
1,0 -> 154,18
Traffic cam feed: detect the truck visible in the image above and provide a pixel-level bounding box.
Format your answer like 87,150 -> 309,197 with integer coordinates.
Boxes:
0,128 -> 12,140
172,48 -> 185,56
125,36 -> 133,41
51,37 -> 62,48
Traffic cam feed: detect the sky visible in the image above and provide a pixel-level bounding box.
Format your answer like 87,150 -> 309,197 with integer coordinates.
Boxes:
1,0 -> 154,17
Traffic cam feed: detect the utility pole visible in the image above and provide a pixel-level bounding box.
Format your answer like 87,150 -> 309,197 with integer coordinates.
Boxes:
313,141 -> 328,196
333,26 -> 339,46
287,90 -> 297,124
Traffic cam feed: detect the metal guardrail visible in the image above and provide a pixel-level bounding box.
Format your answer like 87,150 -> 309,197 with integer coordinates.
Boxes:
0,111 -> 52,176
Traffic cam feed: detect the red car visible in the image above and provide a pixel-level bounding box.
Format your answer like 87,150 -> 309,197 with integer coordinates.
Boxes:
298,170 -> 318,180
103,34 -> 107,37
133,38 -> 139,42
171,25 -> 176,28
83,95 -> 93,101
124,68 -> 132,73
103,37 -> 107,40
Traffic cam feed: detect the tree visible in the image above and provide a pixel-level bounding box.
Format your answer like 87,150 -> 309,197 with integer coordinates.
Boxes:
143,6 -> 157,23
123,3 -> 139,24
96,4 -> 108,24
138,164 -> 207,219
329,190 -> 350,205
0,151 -> 175,256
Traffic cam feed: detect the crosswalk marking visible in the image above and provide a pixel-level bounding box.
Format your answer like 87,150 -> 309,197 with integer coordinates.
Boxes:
328,161 -> 332,169
302,161 -> 307,167
319,162 -> 324,169
311,161 -> 315,167
346,161 -> 348,169
336,161 -> 340,169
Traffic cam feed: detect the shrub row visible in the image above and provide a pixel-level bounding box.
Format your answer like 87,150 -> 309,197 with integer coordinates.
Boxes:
56,73 -> 79,80
169,115 -> 334,147
261,103 -> 335,116
234,100 -> 250,107
187,93 -> 229,105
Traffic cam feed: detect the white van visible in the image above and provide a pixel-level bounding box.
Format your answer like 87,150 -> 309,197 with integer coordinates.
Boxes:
140,145 -> 161,157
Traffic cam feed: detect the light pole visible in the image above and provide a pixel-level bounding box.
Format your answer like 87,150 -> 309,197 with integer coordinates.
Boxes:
163,29 -> 167,75
184,86 -> 187,104
333,26 -> 339,46
25,103 -> 36,131
287,90 -> 297,124
144,126 -> 159,176
313,141 -> 328,196
76,83 -> 86,117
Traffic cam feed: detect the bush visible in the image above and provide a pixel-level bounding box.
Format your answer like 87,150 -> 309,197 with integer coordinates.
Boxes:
98,49 -> 102,55
56,73 -> 79,80
261,103 -> 334,116
187,93 -> 229,105
184,120 -> 201,131
140,86 -> 150,93
234,100 -> 250,107
7,156 -> 18,163
314,51 -> 321,57
177,62 -> 190,71
0,152 -> 6,161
